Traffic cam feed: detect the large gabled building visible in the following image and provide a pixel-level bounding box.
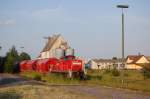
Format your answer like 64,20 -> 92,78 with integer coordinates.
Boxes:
38,34 -> 69,59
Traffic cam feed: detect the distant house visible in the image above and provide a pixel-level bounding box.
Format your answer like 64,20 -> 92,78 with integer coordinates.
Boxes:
88,58 -> 124,70
38,34 -> 69,59
126,55 -> 150,70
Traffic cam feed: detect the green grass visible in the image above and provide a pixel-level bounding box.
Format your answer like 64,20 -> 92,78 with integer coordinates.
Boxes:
20,71 -> 81,84
0,92 -> 21,99
86,69 -> 150,92
20,70 -> 150,92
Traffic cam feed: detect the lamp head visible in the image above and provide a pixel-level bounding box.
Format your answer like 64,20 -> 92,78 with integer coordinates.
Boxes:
117,5 -> 129,8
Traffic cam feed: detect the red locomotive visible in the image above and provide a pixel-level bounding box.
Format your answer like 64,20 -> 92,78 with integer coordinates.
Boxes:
20,56 -> 85,78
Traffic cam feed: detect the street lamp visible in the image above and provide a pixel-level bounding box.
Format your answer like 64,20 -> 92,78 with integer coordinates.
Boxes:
117,4 -> 129,67
117,5 -> 129,86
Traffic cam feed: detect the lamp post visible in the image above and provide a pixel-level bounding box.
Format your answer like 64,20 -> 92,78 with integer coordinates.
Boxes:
117,5 -> 129,68
117,5 -> 129,86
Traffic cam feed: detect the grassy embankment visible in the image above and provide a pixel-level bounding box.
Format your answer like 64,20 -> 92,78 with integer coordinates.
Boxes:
20,70 -> 150,92
0,85 -> 95,99
86,69 -> 150,92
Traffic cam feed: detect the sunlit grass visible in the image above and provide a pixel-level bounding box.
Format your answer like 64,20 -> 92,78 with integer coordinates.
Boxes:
0,85 -> 95,99
20,70 -> 150,92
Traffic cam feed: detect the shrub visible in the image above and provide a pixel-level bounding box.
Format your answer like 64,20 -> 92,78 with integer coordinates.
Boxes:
112,69 -> 120,76
94,75 -> 102,80
142,69 -> 150,79
85,75 -> 92,80
104,69 -> 111,74
33,74 -> 41,81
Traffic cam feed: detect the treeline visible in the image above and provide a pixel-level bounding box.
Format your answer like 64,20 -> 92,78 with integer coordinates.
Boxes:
0,46 -> 31,73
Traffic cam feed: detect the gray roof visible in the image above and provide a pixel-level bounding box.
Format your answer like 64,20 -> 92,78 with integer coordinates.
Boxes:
92,58 -> 124,63
41,34 -> 68,52
42,34 -> 60,52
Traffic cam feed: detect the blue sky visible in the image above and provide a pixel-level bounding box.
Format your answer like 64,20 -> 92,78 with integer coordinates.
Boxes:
0,0 -> 150,59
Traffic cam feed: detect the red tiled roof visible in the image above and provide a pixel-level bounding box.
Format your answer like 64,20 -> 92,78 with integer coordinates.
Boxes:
127,55 -> 144,64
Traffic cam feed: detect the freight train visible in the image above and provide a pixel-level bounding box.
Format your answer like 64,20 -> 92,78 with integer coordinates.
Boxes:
20,55 -> 85,78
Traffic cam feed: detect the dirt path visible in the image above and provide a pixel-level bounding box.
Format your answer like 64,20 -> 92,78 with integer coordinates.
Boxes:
0,73 -> 46,88
0,73 -> 28,86
0,74 -> 150,99
64,85 -> 150,99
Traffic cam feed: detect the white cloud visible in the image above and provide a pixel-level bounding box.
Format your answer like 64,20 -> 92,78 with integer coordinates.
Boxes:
31,6 -> 64,19
31,6 -> 77,23
0,19 -> 16,26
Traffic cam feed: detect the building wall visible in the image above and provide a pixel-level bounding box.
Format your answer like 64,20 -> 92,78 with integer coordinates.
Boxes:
90,60 -> 121,70
126,58 -> 133,63
49,36 -> 66,51
90,61 -> 99,69
136,56 -> 149,64
97,63 -> 113,69
126,64 -> 142,70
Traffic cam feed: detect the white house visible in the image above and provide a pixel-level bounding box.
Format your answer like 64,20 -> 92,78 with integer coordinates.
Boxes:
88,58 -> 124,70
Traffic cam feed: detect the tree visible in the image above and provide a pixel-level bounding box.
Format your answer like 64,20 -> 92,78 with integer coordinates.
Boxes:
4,46 -> 19,73
0,56 -> 6,73
112,57 -> 117,69
112,57 -> 117,60
19,52 -> 31,61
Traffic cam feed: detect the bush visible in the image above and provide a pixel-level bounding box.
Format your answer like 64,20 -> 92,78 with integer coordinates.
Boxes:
112,69 -> 120,76
142,69 -> 150,79
85,75 -> 91,80
93,75 -> 102,80
104,69 -> 111,74
33,74 -> 41,81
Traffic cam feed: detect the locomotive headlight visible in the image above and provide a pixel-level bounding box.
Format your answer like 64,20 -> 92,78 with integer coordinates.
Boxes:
72,62 -> 81,65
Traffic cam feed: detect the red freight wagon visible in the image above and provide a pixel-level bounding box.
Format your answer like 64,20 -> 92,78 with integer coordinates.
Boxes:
20,60 -> 28,72
24,60 -> 37,71
36,58 -> 58,73
20,57 -> 85,78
